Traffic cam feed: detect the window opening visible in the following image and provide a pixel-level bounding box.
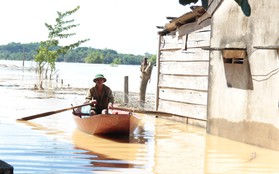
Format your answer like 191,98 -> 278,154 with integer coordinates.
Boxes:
222,49 -> 246,64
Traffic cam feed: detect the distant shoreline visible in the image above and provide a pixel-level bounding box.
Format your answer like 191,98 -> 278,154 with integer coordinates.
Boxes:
0,60 -> 156,110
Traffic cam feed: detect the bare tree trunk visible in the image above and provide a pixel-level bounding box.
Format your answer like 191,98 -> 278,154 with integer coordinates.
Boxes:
140,58 -> 153,108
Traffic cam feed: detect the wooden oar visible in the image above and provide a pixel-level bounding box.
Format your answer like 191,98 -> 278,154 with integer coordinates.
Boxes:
17,103 -> 91,121
112,106 -> 180,117
113,106 -> 207,122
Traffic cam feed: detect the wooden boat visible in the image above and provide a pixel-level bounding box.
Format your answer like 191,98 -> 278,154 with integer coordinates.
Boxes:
72,109 -> 141,135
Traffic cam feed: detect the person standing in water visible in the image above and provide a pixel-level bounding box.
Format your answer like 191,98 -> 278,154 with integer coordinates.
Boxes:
85,74 -> 114,115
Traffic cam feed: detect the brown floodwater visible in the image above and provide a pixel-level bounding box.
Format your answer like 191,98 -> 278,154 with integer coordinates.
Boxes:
1,60 -> 279,174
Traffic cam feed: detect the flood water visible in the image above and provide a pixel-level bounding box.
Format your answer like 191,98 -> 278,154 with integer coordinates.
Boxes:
1,60 -> 279,174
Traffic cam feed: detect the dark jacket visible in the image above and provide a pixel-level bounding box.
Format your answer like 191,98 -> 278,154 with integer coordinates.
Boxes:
85,84 -> 114,112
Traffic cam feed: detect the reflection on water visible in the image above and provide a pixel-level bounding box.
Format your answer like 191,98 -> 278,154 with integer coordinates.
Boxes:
1,60 -> 279,174
72,129 -> 147,172
0,124 -> 96,174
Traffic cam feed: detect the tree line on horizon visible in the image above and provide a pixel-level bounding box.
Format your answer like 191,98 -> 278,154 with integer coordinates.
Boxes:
0,42 -> 156,65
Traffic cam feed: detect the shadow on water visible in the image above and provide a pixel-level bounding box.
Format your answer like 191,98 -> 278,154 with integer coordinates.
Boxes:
17,120 -> 66,135
74,147 -> 140,170
94,125 -> 148,144
71,127 -> 149,161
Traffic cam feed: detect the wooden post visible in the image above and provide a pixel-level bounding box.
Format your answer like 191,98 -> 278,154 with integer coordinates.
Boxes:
124,76 -> 129,105
22,46 -> 25,67
140,58 -> 153,108
155,35 -> 162,111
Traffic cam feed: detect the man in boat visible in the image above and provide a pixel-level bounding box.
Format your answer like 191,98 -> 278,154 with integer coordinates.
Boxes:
85,74 -> 114,115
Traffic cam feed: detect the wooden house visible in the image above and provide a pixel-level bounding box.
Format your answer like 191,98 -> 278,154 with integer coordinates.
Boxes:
156,6 -> 211,127
157,0 -> 279,150
206,0 -> 279,151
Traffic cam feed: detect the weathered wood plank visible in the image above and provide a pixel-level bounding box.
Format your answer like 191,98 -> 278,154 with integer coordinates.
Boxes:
160,61 -> 209,75
158,99 -> 207,120
161,35 -> 186,50
207,0 -> 224,16
187,29 -> 211,42
159,88 -> 207,105
160,48 -> 183,51
187,39 -> 210,48
156,22 -> 210,123
178,23 -> 211,37
160,25 -> 210,50
158,74 -> 208,91
160,49 -> 209,61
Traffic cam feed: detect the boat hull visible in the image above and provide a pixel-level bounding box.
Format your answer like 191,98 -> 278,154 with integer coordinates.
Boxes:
72,112 -> 140,135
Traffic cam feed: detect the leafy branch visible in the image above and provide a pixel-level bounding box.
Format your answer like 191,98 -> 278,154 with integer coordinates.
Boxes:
35,6 -> 89,79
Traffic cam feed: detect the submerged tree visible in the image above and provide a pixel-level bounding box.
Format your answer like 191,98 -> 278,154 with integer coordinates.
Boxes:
139,57 -> 153,108
35,6 -> 89,79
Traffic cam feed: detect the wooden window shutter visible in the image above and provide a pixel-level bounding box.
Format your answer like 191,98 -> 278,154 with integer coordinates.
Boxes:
222,49 -> 247,64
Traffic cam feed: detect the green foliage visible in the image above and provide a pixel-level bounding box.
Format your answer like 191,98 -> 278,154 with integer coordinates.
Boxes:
234,0 -> 251,16
35,6 -> 89,79
60,47 -> 92,62
149,54 -> 157,65
103,49 -> 118,64
85,50 -> 104,63
179,0 -> 198,5
112,58 -> 122,65
0,42 -> 156,65
0,42 -> 39,60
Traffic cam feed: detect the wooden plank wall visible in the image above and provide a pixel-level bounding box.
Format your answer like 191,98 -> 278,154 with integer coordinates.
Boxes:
157,25 -> 210,122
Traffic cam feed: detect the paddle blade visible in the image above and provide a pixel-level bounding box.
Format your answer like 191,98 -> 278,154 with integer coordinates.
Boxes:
17,111 -> 61,121
17,103 -> 91,121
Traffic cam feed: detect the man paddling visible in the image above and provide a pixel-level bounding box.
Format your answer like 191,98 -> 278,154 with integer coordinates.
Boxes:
85,74 -> 114,115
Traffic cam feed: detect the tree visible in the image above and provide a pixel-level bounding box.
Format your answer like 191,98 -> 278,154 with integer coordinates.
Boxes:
140,57 -> 153,108
0,42 -> 155,65
85,50 -> 104,64
112,57 -> 122,65
34,6 -> 89,79
149,54 -> 157,65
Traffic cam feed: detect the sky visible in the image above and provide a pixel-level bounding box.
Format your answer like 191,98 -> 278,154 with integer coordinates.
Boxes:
0,0 -> 199,55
